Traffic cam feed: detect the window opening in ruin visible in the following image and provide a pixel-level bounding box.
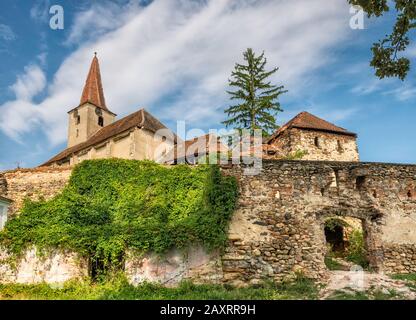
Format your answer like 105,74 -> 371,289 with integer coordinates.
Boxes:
314,136 -> 320,148
320,188 -> 325,196
356,176 -> 366,190
408,190 -> 413,199
76,129 -> 79,138
98,116 -> 104,127
324,217 -> 369,270
77,115 -> 80,124
373,190 -> 377,198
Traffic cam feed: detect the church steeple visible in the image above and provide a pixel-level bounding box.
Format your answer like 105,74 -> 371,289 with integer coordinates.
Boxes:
67,54 -> 116,148
80,53 -> 109,111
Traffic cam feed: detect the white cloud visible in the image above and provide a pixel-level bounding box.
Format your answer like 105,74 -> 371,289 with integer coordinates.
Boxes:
9,65 -> 46,101
0,0 -> 353,146
351,72 -> 416,102
64,1 -> 141,46
385,85 -> 416,101
0,24 -> 16,41
30,0 -> 51,23
351,78 -> 387,95
0,65 -> 46,140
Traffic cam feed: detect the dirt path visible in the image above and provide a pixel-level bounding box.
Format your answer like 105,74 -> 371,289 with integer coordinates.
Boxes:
320,271 -> 416,299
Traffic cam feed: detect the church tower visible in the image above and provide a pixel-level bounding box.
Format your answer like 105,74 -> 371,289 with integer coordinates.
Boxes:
67,54 -> 116,148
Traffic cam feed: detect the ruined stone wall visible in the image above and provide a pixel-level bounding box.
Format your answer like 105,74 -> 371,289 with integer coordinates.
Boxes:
1,161 -> 415,286
220,160 -> 416,285
125,247 -> 223,287
268,128 -> 359,162
0,166 -> 72,217
0,247 -> 88,284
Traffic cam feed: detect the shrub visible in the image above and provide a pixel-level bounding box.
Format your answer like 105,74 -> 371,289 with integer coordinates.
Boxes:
346,230 -> 369,268
0,159 -> 238,274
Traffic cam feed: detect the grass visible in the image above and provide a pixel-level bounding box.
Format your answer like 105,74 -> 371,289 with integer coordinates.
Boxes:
327,274 -> 416,300
390,273 -> 416,282
390,273 -> 416,291
326,288 -> 403,300
0,275 -> 319,300
324,256 -> 345,271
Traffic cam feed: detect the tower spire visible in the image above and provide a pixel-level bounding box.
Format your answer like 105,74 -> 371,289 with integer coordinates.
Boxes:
80,53 -> 108,111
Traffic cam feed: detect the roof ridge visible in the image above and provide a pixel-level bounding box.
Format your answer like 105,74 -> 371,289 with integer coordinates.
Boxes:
265,111 -> 356,143
40,108 -> 177,166
139,108 -> 145,127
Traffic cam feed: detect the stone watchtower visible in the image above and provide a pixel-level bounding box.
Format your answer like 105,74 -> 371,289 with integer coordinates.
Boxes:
67,54 -> 117,148
264,111 -> 359,161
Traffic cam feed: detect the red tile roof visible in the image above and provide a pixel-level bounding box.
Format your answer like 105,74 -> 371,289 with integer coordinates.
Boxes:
41,109 -> 176,166
265,111 -> 357,143
79,54 -> 109,112
161,134 -> 228,163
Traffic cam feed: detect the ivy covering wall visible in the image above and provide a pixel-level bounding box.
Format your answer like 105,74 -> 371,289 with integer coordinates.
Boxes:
0,160 -> 238,270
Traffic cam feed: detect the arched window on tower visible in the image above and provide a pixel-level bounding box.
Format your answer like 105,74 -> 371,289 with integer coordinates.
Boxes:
98,116 -> 104,127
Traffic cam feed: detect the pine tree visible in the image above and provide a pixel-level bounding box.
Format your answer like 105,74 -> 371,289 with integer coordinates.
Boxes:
222,48 -> 287,136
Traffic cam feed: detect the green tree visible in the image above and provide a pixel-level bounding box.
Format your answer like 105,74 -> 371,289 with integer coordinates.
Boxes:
349,0 -> 415,80
222,48 -> 287,136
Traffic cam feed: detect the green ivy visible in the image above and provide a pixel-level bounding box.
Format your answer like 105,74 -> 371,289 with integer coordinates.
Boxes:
0,159 -> 238,272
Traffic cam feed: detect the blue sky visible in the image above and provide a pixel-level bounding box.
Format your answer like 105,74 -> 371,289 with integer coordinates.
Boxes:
0,0 -> 415,170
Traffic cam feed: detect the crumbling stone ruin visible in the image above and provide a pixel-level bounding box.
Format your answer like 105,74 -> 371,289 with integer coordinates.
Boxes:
0,160 -> 415,286
221,160 -> 416,285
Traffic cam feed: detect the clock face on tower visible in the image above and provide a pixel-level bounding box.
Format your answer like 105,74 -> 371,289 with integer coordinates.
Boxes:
95,107 -> 102,116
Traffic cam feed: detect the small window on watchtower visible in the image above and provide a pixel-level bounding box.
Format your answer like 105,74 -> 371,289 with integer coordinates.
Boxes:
98,116 -> 104,127
337,140 -> 343,153
314,137 -> 320,148
76,115 -> 80,124
356,176 -> 366,190
407,190 -> 412,199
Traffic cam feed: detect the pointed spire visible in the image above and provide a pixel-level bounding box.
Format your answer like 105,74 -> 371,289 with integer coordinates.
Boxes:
80,53 -> 108,111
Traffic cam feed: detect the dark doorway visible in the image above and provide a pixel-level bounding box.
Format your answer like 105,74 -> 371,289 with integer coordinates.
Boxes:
323,217 -> 370,270
325,224 -> 345,252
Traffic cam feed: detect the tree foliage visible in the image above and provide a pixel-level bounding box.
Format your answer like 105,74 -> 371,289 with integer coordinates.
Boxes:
0,160 -> 238,273
349,0 -> 416,80
222,48 -> 287,136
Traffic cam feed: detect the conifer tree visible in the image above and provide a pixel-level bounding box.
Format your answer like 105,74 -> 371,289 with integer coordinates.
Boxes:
222,48 -> 287,136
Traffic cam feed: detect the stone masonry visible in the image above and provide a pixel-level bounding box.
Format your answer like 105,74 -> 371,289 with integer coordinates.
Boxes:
0,166 -> 73,218
0,160 -> 415,285
267,128 -> 359,162
220,160 -> 416,286
0,247 -> 88,284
